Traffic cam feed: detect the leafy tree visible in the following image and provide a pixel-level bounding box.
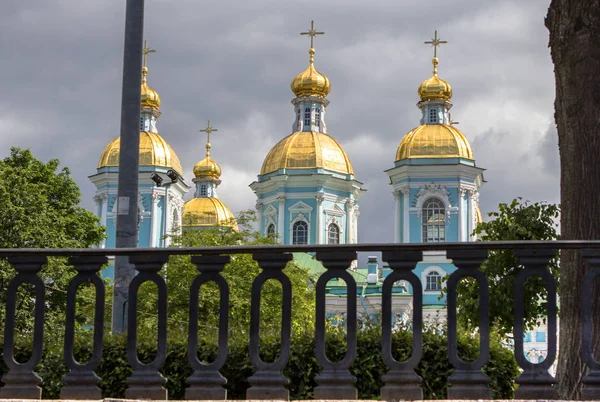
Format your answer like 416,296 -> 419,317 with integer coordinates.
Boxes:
0,148 -> 105,337
453,198 -> 560,336
135,210 -> 315,340
546,1 -> 600,397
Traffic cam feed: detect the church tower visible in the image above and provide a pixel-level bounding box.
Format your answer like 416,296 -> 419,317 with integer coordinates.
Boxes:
386,31 -> 484,244
89,42 -> 189,254
250,21 -> 365,245
385,31 -> 484,315
182,121 -> 237,230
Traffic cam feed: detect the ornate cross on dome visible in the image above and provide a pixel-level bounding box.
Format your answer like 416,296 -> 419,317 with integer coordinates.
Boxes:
143,40 -> 156,68
424,30 -> 447,58
199,120 -> 218,156
300,20 -> 324,49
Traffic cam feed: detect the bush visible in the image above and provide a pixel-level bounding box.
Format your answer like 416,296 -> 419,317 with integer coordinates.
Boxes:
0,327 -> 518,399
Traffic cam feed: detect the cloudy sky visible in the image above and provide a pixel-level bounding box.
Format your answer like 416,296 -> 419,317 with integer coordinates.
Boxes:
0,0 -> 559,243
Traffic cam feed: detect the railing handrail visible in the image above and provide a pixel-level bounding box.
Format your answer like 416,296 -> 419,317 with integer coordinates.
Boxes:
0,239 -> 598,256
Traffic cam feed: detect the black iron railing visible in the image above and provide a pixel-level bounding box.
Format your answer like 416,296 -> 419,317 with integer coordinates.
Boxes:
0,241 -> 599,400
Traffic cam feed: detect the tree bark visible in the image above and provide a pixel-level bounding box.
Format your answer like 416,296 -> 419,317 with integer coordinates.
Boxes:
546,1 -> 600,398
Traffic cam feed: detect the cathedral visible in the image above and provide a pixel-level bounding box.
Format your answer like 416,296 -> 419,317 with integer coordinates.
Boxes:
89,26 -> 551,364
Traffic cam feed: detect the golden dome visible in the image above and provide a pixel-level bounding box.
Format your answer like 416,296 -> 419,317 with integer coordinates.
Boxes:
193,142 -> 221,179
291,49 -> 331,98
261,131 -> 354,175
396,124 -> 474,161
182,197 -> 238,230
418,58 -> 452,101
98,131 -> 183,175
141,66 -> 161,110
193,156 -> 221,179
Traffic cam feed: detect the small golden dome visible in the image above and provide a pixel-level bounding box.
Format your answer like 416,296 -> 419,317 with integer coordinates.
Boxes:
291,49 -> 331,98
261,131 -> 353,175
418,58 -> 452,101
98,131 -> 183,175
193,143 -> 221,179
396,124 -> 474,160
182,197 -> 238,230
141,66 -> 161,110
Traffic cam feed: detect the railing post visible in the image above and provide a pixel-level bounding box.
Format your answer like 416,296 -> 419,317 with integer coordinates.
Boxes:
61,256 -> 108,400
314,250 -> 358,400
513,248 -> 558,399
581,249 -> 600,400
446,249 -> 491,399
186,255 -> 230,400
125,254 -> 169,400
380,250 -> 424,400
246,252 -> 293,400
0,256 -> 47,399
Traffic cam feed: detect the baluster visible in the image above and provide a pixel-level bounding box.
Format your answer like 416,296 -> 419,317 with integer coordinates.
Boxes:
513,248 -> 558,399
314,250 -> 358,400
186,255 -> 230,400
125,254 -> 169,400
61,256 -> 108,399
380,250 -> 424,400
0,256 -> 47,399
246,252 -> 293,399
580,248 -> 600,400
446,249 -> 491,399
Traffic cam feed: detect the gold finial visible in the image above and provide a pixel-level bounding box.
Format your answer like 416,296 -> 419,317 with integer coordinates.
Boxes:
424,30 -> 447,75
199,120 -> 218,156
300,20 -> 325,64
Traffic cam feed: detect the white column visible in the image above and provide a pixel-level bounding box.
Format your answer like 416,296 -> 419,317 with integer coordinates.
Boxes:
467,190 -> 474,242
352,206 -> 359,243
277,196 -> 285,243
346,199 -> 354,244
150,192 -> 160,247
393,190 -> 401,243
471,191 -> 480,241
316,195 -> 324,244
256,202 -> 263,234
100,193 -> 109,227
402,187 -> 410,243
458,188 -> 466,242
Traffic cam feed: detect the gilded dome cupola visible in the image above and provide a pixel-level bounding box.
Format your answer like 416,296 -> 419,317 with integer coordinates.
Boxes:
290,21 -> 331,99
141,66 -> 161,110
418,57 -> 452,101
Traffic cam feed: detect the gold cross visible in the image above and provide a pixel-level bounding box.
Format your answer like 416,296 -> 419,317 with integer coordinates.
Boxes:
143,40 -> 156,68
424,30 -> 447,58
199,120 -> 218,146
300,20 -> 325,49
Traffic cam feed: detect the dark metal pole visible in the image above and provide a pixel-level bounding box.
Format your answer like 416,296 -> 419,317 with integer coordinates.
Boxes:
112,0 -> 145,334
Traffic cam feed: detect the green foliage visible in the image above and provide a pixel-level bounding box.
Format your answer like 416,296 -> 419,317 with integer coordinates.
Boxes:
0,148 -> 106,339
453,198 -> 560,336
135,210 -> 315,339
0,326 -> 519,400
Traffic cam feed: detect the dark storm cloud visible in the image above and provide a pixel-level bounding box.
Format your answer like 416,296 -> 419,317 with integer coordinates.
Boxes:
0,0 -> 559,240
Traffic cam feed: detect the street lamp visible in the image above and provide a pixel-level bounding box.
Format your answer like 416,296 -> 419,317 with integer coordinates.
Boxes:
151,169 -> 180,247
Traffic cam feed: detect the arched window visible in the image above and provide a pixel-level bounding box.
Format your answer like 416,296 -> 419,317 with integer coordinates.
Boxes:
429,108 -> 437,123
293,220 -> 308,245
304,108 -> 311,127
315,108 -> 321,128
327,223 -> 340,244
267,223 -> 276,237
422,198 -> 446,242
140,116 -> 145,131
200,184 -> 207,197
426,270 -> 442,291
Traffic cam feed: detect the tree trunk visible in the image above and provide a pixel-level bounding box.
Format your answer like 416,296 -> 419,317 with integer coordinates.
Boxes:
546,1 -> 600,398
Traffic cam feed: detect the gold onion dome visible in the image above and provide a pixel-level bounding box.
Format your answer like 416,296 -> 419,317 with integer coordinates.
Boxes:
182,197 -> 238,230
261,131 -> 353,175
98,131 -> 183,175
193,143 -> 222,179
291,48 -> 331,98
396,124 -> 473,160
141,66 -> 161,109
418,58 -> 452,101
